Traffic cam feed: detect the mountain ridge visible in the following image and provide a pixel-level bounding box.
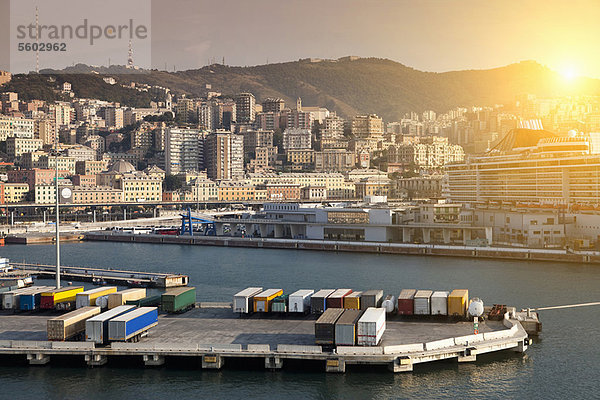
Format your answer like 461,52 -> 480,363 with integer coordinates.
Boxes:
7,57 -> 600,122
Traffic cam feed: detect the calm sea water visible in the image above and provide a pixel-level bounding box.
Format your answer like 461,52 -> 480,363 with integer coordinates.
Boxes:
0,242 -> 599,400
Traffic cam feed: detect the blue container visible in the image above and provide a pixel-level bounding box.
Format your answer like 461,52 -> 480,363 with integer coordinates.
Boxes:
19,294 -> 37,310
108,307 -> 158,341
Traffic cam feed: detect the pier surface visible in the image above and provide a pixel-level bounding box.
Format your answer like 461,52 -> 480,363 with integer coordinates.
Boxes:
0,308 -> 529,373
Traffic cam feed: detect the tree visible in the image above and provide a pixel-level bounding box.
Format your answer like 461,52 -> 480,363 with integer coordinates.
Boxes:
163,174 -> 187,191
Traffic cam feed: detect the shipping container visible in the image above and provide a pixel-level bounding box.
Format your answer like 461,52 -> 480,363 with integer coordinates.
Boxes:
3,286 -> 53,310
161,287 -> 196,313
334,309 -> 363,346
47,306 -> 101,341
431,291 -> 450,316
448,289 -> 469,317
76,287 -> 117,308
253,289 -> 283,312
344,291 -> 362,310
85,305 -> 136,344
315,308 -> 344,345
310,289 -> 335,314
40,286 -> 84,309
17,286 -> 55,311
360,290 -> 384,310
382,294 -> 396,313
107,288 -> 147,309
271,294 -> 288,312
108,307 -> 158,342
288,289 -> 314,313
414,290 -> 433,315
357,307 -> 386,346
397,289 -> 416,315
125,294 -> 162,307
96,295 -> 109,309
326,289 -> 352,309
233,287 -> 263,314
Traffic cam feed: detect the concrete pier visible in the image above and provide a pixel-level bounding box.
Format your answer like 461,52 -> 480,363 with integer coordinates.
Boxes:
0,308 -> 529,373
84,232 -> 600,265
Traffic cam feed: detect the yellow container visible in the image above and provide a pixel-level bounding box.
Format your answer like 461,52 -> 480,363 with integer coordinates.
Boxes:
76,286 -> 117,307
41,286 -> 84,306
343,291 -> 362,309
448,289 -> 469,317
253,289 -> 283,312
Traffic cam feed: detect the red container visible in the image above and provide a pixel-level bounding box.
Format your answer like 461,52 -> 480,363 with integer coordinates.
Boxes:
40,295 -> 56,309
326,289 -> 352,309
397,289 -> 416,315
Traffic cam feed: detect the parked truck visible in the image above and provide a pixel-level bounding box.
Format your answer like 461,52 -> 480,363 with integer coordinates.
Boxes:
40,286 -> 85,310
76,287 -> 117,308
47,306 -> 101,341
161,287 -> 196,313
85,305 -> 136,344
108,307 -> 158,342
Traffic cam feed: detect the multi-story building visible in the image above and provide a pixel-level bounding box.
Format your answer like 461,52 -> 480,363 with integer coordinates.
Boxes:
75,160 -> 108,176
247,172 -> 345,194
164,128 -> 206,175
205,132 -> 244,180
314,149 -> 356,172
286,149 -> 314,167
259,183 -> 302,201
1,183 -> 29,203
235,93 -> 255,123
352,115 -> 383,139
71,174 -> 97,186
0,115 -> 34,141
7,169 -> 56,189
446,129 -> 600,205
36,155 -> 76,175
321,113 -> 345,143
6,137 -> 43,158
243,130 -> 273,154
104,107 -> 124,129
192,177 -> 219,201
388,136 -> 465,169
175,98 -> 197,123
72,186 -> 123,204
354,176 -> 391,198
248,146 -> 277,172
66,145 -> 97,162
262,98 -> 285,113
283,128 -> 311,151
217,181 -> 255,201
34,119 -> 55,145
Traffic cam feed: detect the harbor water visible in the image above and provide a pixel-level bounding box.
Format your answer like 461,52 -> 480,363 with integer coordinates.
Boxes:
1,242 -> 599,399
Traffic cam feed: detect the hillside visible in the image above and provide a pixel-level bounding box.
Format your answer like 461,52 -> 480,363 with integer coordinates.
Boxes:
6,58 -> 600,121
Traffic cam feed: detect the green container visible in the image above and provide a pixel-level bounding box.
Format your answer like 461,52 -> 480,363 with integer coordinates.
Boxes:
126,294 -> 162,307
271,294 -> 288,312
161,287 -> 196,313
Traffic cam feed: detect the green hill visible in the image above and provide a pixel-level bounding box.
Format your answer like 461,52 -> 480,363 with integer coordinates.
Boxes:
5,58 -> 600,121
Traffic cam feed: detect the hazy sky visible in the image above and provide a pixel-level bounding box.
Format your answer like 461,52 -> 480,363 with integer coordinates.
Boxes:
2,0 -> 600,77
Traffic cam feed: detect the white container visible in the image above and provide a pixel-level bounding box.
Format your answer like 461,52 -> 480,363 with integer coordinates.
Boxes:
431,291 -> 449,315
85,305 -> 136,344
357,307 -> 386,346
414,290 -> 433,315
233,287 -> 263,313
288,289 -> 314,313
96,295 -> 109,309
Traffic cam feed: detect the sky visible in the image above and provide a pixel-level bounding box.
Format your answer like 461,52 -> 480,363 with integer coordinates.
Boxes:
1,0 -> 600,78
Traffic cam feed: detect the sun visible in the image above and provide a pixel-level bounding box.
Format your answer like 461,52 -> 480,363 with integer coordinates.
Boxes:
560,66 -> 579,82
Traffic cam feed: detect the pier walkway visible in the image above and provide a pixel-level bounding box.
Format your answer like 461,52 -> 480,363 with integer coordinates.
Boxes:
10,263 -> 188,288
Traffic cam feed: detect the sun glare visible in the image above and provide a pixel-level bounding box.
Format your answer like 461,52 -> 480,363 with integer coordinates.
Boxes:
560,66 -> 578,82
